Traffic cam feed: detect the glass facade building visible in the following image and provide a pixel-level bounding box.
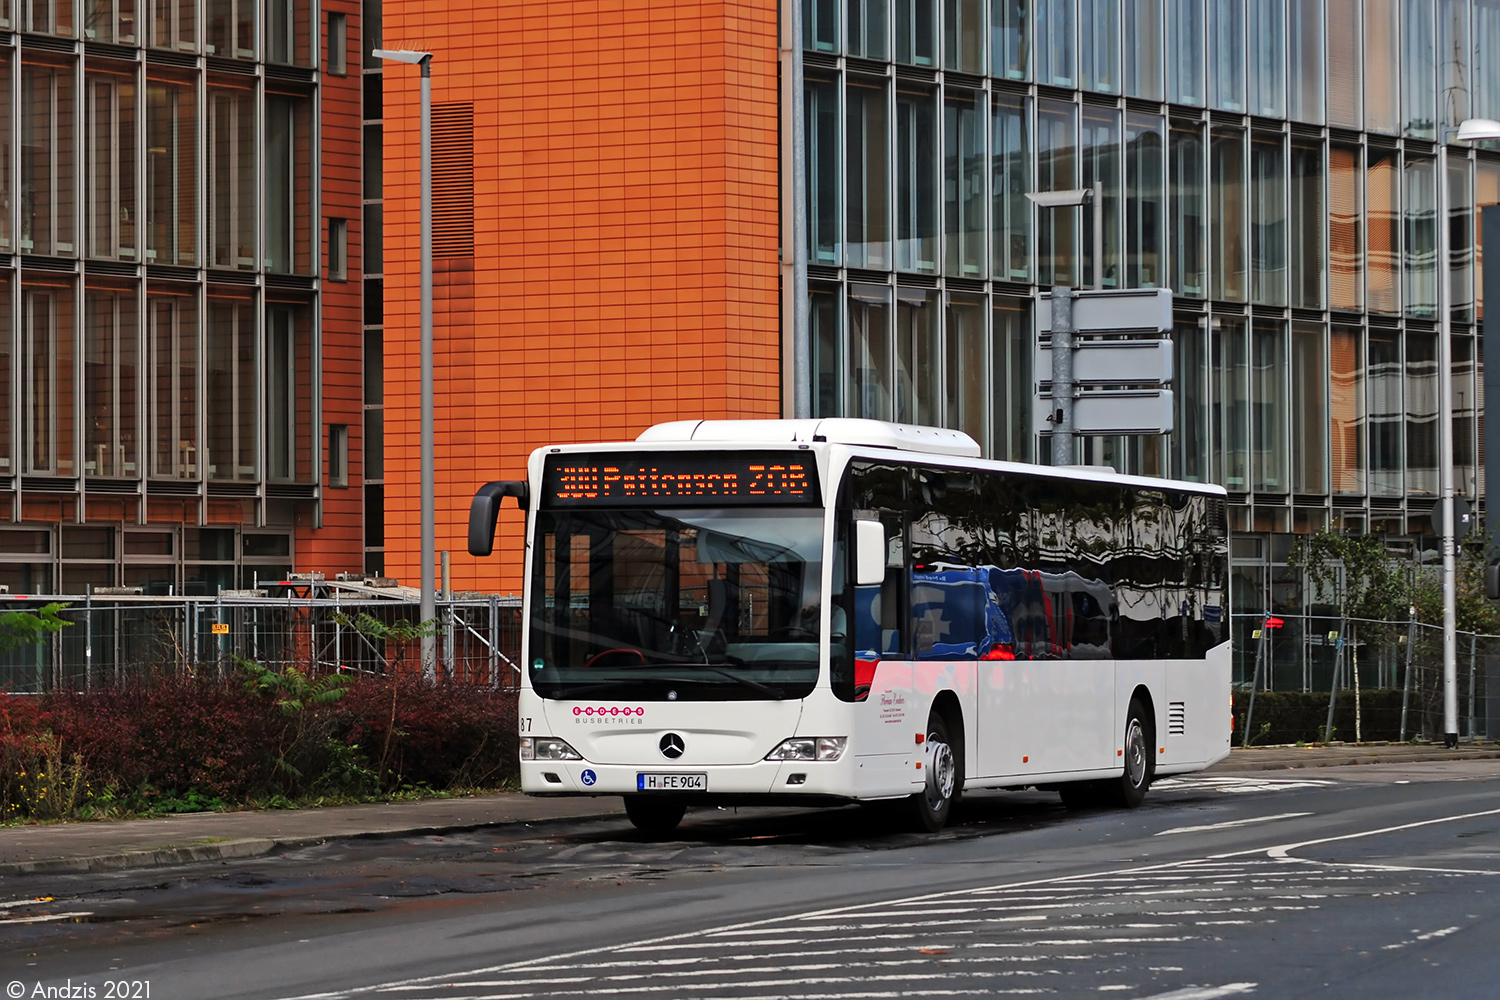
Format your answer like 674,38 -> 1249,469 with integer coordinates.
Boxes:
0,0 -> 366,594
796,0 -> 1500,681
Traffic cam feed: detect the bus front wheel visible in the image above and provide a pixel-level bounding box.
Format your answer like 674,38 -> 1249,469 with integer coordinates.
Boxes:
624,796 -> 686,837
907,712 -> 958,832
1104,698 -> 1152,808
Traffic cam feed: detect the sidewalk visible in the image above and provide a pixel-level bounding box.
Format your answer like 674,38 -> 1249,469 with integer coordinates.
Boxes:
2,742 -> 1497,877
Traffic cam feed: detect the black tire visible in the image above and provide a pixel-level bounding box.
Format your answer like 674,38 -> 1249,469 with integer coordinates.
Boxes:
1102,697 -> 1153,808
906,711 -> 960,832
624,796 -> 687,837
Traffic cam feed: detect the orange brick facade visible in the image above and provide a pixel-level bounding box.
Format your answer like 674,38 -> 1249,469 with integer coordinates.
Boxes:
380,0 -> 784,594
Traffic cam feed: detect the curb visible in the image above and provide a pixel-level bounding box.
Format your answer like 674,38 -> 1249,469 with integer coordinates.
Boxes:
0,810 -> 628,877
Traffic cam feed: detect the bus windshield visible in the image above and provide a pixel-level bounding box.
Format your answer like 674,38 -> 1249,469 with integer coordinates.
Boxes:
529,507 -> 824,700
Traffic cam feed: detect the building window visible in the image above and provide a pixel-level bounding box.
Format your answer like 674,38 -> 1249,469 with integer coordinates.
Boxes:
895,88 -> 937,274
1034,0 -> 1074,87
1289,141 -> 1325,310
1364,0 -> 1399,134
1166,0 -> 1205,106
146,77 -> 197,266
1368,330 -> 1402,497
1079,0 -> 1118,94
992,297 -> 1031,463
894,0 -> 935,67
1247,1 -> 1285,118
1405,155 -> 1438,320
149,292 -> 198,480
23,283 -> 77,476
1292,323 -> 1328,495
1326,0 -> 1362,128
1329,145 -> 1364,311
1210,128 -> 1247,303
850,283 -> 892,421
1124,113 -> 1164,289
1169,124 -> 1205,298
1251,320 -> 1288,492
86,0 -> 138,44
265,93 -> 313,274
21,59 -> 78,257
943,0 -> 982,73
207,296 -> 257,480
0,277 -> 12,473
1213,317 -> 1250,492
328,11 -> 347,75
1288,0 -> 1324,125
846,78 -> 890,271
1037,99 -> 1079,288
944,294 -> 986,449
147,0 -> 193,49
849,0 -> 888,60
328,424 -> 348,488
804,0 -> 837,53
266,0 -> 313,66
991,92 -> 1031,283
1367,148 -> 1400,315
1405,331 -> 1439,497
84,287 -> 139,479
1172,317 -> 1209,482
810,283 -> 843,418
87,70 -> 138,262
206,0 -> 254,57
1250,134 -> 1287,307
806,76 -> 840,266
328,217 -> 348,280
1330,325 -> 1365,495
24,0 -> 74,35
209,84 -> 256,269
894,287 -> 937,425
1402,0 -> 1436,139
943,90 -> 983,278
1081,106 -> 1120,290
265,302 -> 312,483
991,0 -> 1028,81
1208,0 -> 1245,113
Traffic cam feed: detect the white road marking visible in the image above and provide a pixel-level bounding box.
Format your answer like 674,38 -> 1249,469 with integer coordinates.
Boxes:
1155,812 -> 1312,836
1138,985 -> 1257,1000
1257,806 -> 1500,860
0,897 -> 53,909
0,911 -> 93,924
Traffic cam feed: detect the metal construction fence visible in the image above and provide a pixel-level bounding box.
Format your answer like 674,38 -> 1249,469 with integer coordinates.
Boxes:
1232,611 -> 1498,742
0,594 -> 524,693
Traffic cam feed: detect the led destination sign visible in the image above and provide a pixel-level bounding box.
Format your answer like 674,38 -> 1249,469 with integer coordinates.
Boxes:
542,452 -> 818,507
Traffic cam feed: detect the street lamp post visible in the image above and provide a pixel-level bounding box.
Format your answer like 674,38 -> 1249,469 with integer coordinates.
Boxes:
374,48 -> 437,681
1027,183 -> 1103,465
1437,117 -> 1500,746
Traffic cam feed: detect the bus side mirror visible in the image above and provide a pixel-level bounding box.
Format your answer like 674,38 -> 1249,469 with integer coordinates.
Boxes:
855,519 -> 887,587
1488,559 -> 1500,602
468,480 -> 529,557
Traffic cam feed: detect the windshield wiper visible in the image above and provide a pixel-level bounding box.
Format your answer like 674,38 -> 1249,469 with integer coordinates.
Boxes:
685,665 -> 785,700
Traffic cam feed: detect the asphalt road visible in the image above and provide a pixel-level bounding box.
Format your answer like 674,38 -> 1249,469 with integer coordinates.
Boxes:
3,762 -> 1499,999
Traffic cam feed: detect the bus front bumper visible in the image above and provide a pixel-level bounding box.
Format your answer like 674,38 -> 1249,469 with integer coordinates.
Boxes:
520,757 -> 859,799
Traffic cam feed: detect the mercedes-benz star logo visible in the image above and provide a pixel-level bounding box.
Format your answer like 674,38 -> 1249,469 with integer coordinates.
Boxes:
659,732 -> 685,760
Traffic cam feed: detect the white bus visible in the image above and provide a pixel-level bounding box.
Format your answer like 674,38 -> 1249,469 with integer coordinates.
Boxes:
469,419 -> 1231,836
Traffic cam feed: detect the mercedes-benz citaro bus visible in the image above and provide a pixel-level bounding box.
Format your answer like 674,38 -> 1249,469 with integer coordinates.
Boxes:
468,419 -> 1231,837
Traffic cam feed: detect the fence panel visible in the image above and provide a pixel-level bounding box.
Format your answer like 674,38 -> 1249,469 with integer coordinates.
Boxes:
0,596 -> 523,693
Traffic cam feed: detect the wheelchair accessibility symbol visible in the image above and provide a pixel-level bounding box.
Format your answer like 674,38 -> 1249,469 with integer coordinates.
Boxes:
580,769 -> 597,786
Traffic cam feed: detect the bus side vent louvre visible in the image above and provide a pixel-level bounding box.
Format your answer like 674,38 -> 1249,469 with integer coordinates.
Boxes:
1168,702 -> 1186,736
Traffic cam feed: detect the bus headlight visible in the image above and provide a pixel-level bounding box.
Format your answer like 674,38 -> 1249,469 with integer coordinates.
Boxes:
766,737 -> 847,762
521,737 -> 583,761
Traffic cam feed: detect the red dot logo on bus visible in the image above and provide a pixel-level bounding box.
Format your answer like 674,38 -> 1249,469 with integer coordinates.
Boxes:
573,706 -> 645,717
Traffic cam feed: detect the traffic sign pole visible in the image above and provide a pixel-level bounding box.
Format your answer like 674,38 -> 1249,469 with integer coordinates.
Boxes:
1050,286 -> 1075,466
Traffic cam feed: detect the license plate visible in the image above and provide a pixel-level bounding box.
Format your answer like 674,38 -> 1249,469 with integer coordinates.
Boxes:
637,772 -> 707,791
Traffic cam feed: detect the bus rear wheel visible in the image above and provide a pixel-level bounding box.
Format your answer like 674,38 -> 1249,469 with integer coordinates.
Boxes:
624,797 -> 686,837
906,712 -> 959,832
